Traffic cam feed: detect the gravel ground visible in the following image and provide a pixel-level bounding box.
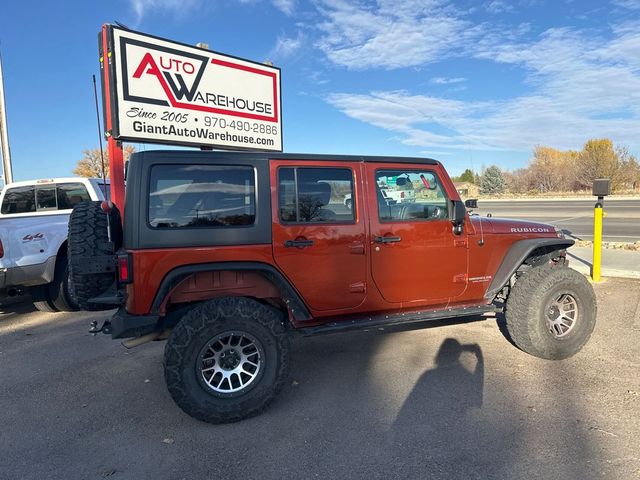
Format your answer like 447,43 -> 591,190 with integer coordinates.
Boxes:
0,278 -> 639,480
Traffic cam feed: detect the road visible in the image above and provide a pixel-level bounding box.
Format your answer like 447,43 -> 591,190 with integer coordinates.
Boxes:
475,198 -> 640,242
1,279 -> 639,480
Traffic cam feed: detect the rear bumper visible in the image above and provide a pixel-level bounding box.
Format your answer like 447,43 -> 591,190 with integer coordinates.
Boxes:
110,308 -> 160,339
1,257 -> 57,289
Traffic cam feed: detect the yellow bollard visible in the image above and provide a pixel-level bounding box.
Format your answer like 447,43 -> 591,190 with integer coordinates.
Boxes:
592,203 -> 603,282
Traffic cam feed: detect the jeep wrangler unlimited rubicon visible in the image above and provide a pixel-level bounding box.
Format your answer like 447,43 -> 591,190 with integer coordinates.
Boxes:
68,151 -> 596,423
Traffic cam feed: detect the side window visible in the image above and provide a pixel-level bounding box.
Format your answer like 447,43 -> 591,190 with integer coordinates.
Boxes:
1,186 -> 36,214
278,167 -> 354,224
148,164 -> 256,228
376,170 -> 449,222
56,183 -> 91,210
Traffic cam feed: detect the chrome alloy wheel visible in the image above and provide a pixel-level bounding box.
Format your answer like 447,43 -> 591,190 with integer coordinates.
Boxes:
197,331 -> 264,395
545,293 -> 579,338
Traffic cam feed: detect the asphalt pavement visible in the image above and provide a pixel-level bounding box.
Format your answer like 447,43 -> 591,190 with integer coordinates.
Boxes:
475,198 -> 640,242
1,279 -> 639,480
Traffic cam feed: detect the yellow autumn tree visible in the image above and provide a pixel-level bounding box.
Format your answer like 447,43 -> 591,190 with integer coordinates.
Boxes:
73,145 -> 136,178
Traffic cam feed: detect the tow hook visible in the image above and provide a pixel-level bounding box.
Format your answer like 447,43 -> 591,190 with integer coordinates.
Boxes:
89,320 -> 112,335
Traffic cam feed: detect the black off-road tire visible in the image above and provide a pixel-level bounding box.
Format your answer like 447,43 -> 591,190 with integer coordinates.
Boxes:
68,201 -> 120,311
164,297 -> 291,424
505,264 -> 597,360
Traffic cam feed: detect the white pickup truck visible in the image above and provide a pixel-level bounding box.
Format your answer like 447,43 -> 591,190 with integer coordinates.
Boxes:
0,177 -> 109,312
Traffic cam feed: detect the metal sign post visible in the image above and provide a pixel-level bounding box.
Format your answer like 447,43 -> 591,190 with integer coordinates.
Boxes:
100,25 -> 126,210
591,179 -> 610,282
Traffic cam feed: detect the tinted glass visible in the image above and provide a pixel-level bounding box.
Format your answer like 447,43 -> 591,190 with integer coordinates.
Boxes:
149,165 -> 255,228
36,186 -> 57,210
278,167 -> 354,223
1,186 -> 36,214
57,183 -> 91,210
376,170 -> 449,222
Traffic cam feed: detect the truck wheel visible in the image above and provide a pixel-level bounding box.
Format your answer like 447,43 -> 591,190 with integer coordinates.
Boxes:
48,256 -> 79,312
505,265 -> 597,360
32,286 -> 58,313
68,201 -> 120,311
164,297 -> 291,423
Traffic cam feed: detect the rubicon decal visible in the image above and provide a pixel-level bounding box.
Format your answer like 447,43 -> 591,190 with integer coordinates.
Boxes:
106,27 -> 282,151
510,227 -> 551,233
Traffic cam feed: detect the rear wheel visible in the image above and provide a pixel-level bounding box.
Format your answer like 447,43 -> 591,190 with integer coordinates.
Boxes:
164,297 -> 291,423
48,256 -> 79,312
32,286 -> 58,313
505,265 -> 597,360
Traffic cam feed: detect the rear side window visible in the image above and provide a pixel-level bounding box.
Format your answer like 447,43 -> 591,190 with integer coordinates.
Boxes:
278,167 -> 355,223
148,164 -> 256,228
1,186 -> 36,214
57,183 -> 91,209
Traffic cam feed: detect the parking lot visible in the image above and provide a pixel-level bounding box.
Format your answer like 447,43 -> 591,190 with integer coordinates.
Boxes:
1,277 -> 639,480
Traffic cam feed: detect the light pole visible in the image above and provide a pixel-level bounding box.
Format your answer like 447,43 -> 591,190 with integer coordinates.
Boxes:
0,50 -> 13,185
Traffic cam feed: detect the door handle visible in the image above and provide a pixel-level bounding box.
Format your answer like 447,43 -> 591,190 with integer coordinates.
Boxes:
375,236 -> 402,244
284,239 -> 314,248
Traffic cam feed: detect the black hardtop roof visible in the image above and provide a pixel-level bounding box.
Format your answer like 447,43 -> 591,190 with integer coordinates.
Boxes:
131,150 -> 440,166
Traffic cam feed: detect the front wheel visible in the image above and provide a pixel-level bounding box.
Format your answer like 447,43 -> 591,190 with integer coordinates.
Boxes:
163,297 -> 291,423
505,265 -> 597,360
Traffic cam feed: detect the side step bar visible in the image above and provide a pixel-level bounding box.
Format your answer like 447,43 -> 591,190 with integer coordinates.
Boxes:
298,305 -> 498,337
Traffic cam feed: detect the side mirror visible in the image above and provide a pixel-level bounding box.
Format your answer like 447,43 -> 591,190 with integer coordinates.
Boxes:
451,200 -> 466,234
464,198 -> 478,209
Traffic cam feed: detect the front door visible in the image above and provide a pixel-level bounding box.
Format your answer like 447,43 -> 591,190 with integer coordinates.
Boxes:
271,160 -> 367,312
367,163 -> 468,306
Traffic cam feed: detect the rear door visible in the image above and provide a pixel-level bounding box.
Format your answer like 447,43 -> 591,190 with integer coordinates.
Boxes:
271,160 -> 367,312
366,163 -> 468,306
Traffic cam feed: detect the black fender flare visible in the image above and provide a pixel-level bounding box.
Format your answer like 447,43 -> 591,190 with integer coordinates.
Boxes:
484,238 -> 574,300
150,261 -> 312,321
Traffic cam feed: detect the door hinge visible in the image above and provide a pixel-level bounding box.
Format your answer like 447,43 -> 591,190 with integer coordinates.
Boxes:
453,274 -> 468,283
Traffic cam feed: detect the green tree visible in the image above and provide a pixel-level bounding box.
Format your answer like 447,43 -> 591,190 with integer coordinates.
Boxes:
480,165 -> 506,195
458,168 -> 475,183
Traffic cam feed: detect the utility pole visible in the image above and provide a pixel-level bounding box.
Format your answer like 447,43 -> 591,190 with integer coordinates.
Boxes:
0,50 -> 13,185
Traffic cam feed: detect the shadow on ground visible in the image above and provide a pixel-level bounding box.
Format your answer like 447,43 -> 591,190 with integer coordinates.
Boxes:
0,298 -> 621,480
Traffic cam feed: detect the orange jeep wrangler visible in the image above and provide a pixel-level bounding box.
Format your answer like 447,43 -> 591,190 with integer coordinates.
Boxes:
68,151 -> 596,423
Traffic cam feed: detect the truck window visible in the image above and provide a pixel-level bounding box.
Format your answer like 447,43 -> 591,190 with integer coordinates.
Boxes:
376,170 -> 449,222
36,186 -> 57,210
278,167 -> 354,223
148,164 -> 256,228
1,186 -> 36,214
56,183 -> 91,209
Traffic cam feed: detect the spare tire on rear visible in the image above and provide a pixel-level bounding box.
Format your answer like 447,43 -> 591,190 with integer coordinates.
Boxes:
68,201 -> 121,311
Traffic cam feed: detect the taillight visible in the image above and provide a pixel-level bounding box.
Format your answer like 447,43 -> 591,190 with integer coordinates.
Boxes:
117,252 -> 132,283
400,191 -> 405,199
0,239 -> 4,258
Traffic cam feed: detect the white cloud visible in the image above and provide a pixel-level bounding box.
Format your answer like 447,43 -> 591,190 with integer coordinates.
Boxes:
268,31 -> 305,62
129,0 -> 200,23
484,1 -> 514,14
430,77 -> 466,84
273,0 -> 295,15
611,0 -> 640,9
316,0 -> 475,69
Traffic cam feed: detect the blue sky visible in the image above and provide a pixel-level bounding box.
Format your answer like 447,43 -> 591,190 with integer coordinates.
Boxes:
1,0 -> 639,182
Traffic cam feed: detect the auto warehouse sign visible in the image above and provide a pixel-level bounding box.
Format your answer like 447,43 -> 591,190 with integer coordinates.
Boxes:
101,26 -> 282,151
